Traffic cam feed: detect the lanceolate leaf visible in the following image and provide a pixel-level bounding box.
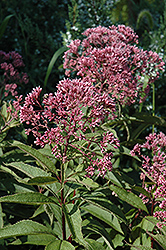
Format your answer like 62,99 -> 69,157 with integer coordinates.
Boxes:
130,245 -> 154,250
0,192 -> 57,205
0,220 -> 57,240
44,46 -> 67,88
28,176 -> 58,185
45,240 -> 75,250
81,203 -> 124,234
83,219 -> 114,249
0,14 -> 14,40
85,239 -> 106,250
12,141 -> 58,175
62,203 -> 88,248
109,185 -> 148,213
147,233 -> 166,249
5,161 -> 51,178
0,203 -> 3,229
81,196 -> 126,223
10,234 -> 57,246
133,113 -> 166,127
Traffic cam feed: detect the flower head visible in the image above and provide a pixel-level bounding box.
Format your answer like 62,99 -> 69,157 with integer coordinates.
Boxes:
17,78 -> 119,177
64,25 -> 164,105
0,50 -> 28,98
131,132 -> 166,226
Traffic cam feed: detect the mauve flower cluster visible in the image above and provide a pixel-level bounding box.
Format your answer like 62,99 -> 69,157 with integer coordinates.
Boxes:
63,25 -> 164,105
0,51 -> 28,97
131,132 -> 166,227
14,78 -> 119,177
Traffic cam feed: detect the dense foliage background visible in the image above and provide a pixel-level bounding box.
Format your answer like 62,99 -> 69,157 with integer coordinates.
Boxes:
0,0 -> 166,249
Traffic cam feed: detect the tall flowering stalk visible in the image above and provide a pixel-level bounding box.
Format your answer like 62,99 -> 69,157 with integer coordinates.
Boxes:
8,25 -> 165,247
63,25 -> 164,105
131,132 -> 166,228
13,77 -> 120,241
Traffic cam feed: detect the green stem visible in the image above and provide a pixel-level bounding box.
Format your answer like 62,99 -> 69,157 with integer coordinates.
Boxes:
152,82 -> 155,134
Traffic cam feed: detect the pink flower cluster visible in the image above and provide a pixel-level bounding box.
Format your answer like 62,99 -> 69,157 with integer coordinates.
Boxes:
131,132 -> 166,227
0,51 -> 28,97
63,25 -> 164,105
15,78 -> 119,177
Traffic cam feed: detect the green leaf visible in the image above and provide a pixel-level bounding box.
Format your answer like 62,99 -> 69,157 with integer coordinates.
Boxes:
11,234 -> 57,246
85,239 -> 106,250
132,186 -> 151,199
69,177 -> 99,190
5,161 -> 51,178
0,14 -> 14,40
62,203 -> 88,248
82,196 -> 126,223
130,245 -> 154,250
83,219 -> 114,249
147,233 -> 166,249
28,176 -> 58,185
12,141 -> 58,175
133,113 -> 166,127
44,46 -> 67,88
82,203 -> 123,234
0,192 -> 57,205
136,10 -> 153,30
131,124 -> 149,140
0,149 -> 34,165
48,203 -> 62,223
0,131 -> 7,143
30,205 -> 45,218
45,240 -> 75,250
0,203 -> 3,229
0,220 -> 56,240
109,185 -> 148,213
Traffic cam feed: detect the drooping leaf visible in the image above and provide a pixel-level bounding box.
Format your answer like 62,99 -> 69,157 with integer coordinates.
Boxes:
83,219 -> 115,249
0,192 -> 57,205
0,149 -> 34,165
12,141 -> 58,175
132,186 -> 151,199
44,46 -> 67,88
81,203 -> 124,234
0,14 -> 14,40
45,240 -> 75,250
109,185 -> 148,213
0,220 -> 56,240
81,196 -> 126,223
5,161 -> 51,178
136,10 -> 153,30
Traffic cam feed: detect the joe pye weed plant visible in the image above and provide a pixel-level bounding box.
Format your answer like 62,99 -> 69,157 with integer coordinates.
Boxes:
0,24 -> 166,250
